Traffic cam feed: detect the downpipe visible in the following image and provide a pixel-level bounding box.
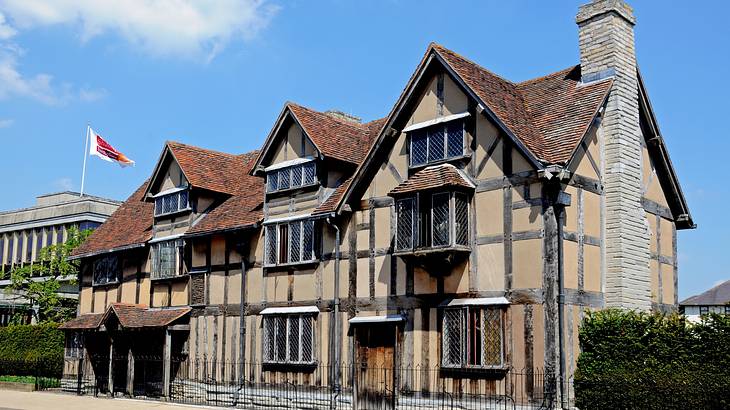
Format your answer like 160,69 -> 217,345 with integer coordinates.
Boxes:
326,216 -> 341,410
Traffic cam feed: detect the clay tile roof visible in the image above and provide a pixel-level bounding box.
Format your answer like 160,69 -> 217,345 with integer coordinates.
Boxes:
187,150 -> 264,235
106,303 -> 191,329
59,313 -> 104,330
432,44 -> 612,164
167,141 -> 245,195
71,180 -> 153,258
313,117 -> 386,215
389,164 -> 475,196
680,280 -> 730,306
288,103 -> 379,165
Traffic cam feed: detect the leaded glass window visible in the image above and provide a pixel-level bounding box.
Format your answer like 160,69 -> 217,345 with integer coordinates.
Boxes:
396,198 -> 415,250
409,120 -> 464,167
264,219 -> 317,266
395,192 -> 470,251
93,255 -> 120,285
266,162 -> 318,193
442,306 -> 503,368
263,314 -> 315,364
154,189 -> 190,217
151,239 -> 183,280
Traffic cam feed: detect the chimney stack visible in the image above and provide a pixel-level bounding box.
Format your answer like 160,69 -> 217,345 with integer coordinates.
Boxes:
577,0 -> 651,310
324,110 -> 362,124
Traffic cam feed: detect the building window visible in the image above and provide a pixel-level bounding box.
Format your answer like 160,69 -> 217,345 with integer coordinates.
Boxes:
700,306 -> 709,315
65,332 -> 84,359
395,192 -> 469,251
93,255 -> 120,285
442,306 -> 503,368
79,221 -> 101,232
263,314 -> 315,364
154,189 -> 190,217
151,239 -> 184,279
25,231 -> 33,262
264,219 -> 316,266
410,121 -> 464,167
0,236 -> 4,267
266,162 -> 317,193
14,234 -> 22,264
7,236 -> 14,266
55,226 -> 64,245
34,229 -> 43,260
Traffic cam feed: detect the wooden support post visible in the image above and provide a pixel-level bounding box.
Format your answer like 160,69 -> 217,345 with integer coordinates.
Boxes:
108,336 -> 114,396
163,328 -> 172,398
126,348 -> 134,396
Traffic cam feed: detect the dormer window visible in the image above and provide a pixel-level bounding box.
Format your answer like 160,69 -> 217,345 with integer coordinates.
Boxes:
266,159 -> 317,193
407,115 -> 466,167
154,188 -> 190,217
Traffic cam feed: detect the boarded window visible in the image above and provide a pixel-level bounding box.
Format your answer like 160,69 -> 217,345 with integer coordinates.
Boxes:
442,306 -> 503,368
190,273 -> 205,305
263,314 -> 315,364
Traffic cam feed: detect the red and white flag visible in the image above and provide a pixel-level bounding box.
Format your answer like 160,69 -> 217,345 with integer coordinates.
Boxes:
89,127 -> 135,167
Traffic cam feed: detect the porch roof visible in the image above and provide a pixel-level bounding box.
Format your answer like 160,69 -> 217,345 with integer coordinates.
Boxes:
388,164 -> 475,197
60,303 -> 191,330
59,313 -> 104,330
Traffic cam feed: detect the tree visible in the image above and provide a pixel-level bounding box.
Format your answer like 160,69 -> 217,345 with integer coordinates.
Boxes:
3,227 -> 92,324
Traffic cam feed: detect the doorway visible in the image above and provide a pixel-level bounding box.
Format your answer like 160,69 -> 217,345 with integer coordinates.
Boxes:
355,324 -> 397,410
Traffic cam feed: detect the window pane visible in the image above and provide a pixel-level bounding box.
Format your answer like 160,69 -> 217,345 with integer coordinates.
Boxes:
301,316 -> 313,363
275,316 -> 287,362
432,193 -> 450,246
7,238 -> 13,265
155,197 -> 163,215
278,168 -> 290,190
302,220 -> 314,261
443,309 -> 463,366
179,190 -> 189,209
303,163 -> 316,185
411,131 -> 427,166
288,316 -> 300,362
483,309 -> 503,366
56,227 -> 64,245
289,222 -> 301,263
396,199 -> 415,250
0,237 -> 4,266
455,193 -> 469,246
267,172 -> 278,192
93,255 -> 119,285
25,232 -> 32,262
467,308 -> 482,366
263,317 -> 274,362
447,121 -> 464,158
278,224 -> 289,263
35,229 -> 43,260
291,165 -> 303,188
428,127 -> 445,162
265,225 -> 277,265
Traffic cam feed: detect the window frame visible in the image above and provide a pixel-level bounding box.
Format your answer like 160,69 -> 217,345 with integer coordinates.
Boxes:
262,314 -> 316,365
408,120 -> 465,168
699,306 -> 709,315
264,218 -> 317,267
441,305 -> 505,370
151,239 -> 185,280
92,254 -> 121,286
395,191 -> 470,252
266,161 -> 318,194
153,188 -> 191,217
65,332 -> 85,359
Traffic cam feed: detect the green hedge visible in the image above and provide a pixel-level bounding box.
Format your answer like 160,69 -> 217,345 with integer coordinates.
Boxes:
0,323 -> 64,378
575,309 -> 730,409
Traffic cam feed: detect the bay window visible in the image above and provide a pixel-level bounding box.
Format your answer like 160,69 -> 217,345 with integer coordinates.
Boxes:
263,314 -> 315,364
410,120 -> 464,167
442,306 -> 504,368
267,161 -> 317,193
265,218 -> 316,266
395,191 -> 469,252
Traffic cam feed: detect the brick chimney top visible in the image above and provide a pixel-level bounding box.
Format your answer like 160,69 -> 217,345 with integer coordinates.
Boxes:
324,110 -> 362,124
577,0 -> 635,26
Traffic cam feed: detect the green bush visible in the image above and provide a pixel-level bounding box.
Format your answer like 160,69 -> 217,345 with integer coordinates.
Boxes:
575,309 -> 730,410
0,323 -> 64,378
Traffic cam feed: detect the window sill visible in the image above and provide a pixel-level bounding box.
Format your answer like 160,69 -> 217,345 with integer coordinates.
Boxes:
150,273 -> 188,282
394,245 -> 471,257
154,207 -> 193,219
266,183 -> 319,196
408,154 -> 472,171
264,260 -> 319,271
92,281 -> 120,288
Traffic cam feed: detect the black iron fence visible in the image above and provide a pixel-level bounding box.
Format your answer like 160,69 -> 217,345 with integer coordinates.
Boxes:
58,356 -> 570,409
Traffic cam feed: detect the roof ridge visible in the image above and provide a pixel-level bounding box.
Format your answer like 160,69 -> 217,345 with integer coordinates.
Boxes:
166,140 -> 240,158
430,43 -> 517,86
288,101 -> 369,130
516,65 -> 579,87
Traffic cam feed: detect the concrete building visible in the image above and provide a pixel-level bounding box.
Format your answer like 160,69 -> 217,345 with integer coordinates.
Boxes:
680,280 -> 730,322
60,1 -> 694,407
0,192 -> 120,325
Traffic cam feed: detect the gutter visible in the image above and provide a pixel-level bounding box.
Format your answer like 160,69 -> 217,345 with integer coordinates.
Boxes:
68,242 -> 147,261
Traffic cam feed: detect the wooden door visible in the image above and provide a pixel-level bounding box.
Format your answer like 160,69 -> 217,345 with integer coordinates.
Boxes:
356,324 -> 396,410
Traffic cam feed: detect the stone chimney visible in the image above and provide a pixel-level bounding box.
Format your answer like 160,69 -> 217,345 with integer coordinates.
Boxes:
324,110 -> 362,124
577,0 -> 651,310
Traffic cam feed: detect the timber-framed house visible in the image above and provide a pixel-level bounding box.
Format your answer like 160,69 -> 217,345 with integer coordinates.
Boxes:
61,1 -> 694,407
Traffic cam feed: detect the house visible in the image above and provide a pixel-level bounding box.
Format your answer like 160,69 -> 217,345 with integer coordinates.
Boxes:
680,280 -> 730,322
59,0 -> 693,407
0,192 -> 120,325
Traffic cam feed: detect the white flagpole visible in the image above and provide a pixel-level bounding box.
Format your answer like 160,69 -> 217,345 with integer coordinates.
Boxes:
80,124 -> 90,197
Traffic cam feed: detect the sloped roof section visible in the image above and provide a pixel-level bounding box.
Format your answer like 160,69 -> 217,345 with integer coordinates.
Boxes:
187,150 -> 264,235
432,43 -> 612,164
167,141 -> 244,195
104,303 -> 191,328
389,164 -> 475,196
71,180 -> 153,258
59,313 -> 104,330
680,280 -> 730,306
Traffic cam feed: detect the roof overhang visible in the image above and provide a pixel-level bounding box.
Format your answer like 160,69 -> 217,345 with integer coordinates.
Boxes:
69,242 -> 147,261
348,314 -> 405,324
440,297 -> 510,307
260,306 -> 320,315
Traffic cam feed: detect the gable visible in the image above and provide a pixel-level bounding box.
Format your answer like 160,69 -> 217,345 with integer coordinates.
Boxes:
266,119 -> 319,166
148,149 -> 188,196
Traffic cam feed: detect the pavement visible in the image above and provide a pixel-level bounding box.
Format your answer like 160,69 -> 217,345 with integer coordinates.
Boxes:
0,390 -> 212,410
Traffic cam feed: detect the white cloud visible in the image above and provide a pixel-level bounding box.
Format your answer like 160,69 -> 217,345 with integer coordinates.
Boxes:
0,44 -> 59,104
78,86 -> 107,102
0,0 -> 279,60
0,118 -> 13,127
54,177 -> 74,191
0,12 -> 15,39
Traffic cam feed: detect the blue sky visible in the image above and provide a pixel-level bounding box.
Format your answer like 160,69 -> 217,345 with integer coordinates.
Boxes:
0,1 -> 726,299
